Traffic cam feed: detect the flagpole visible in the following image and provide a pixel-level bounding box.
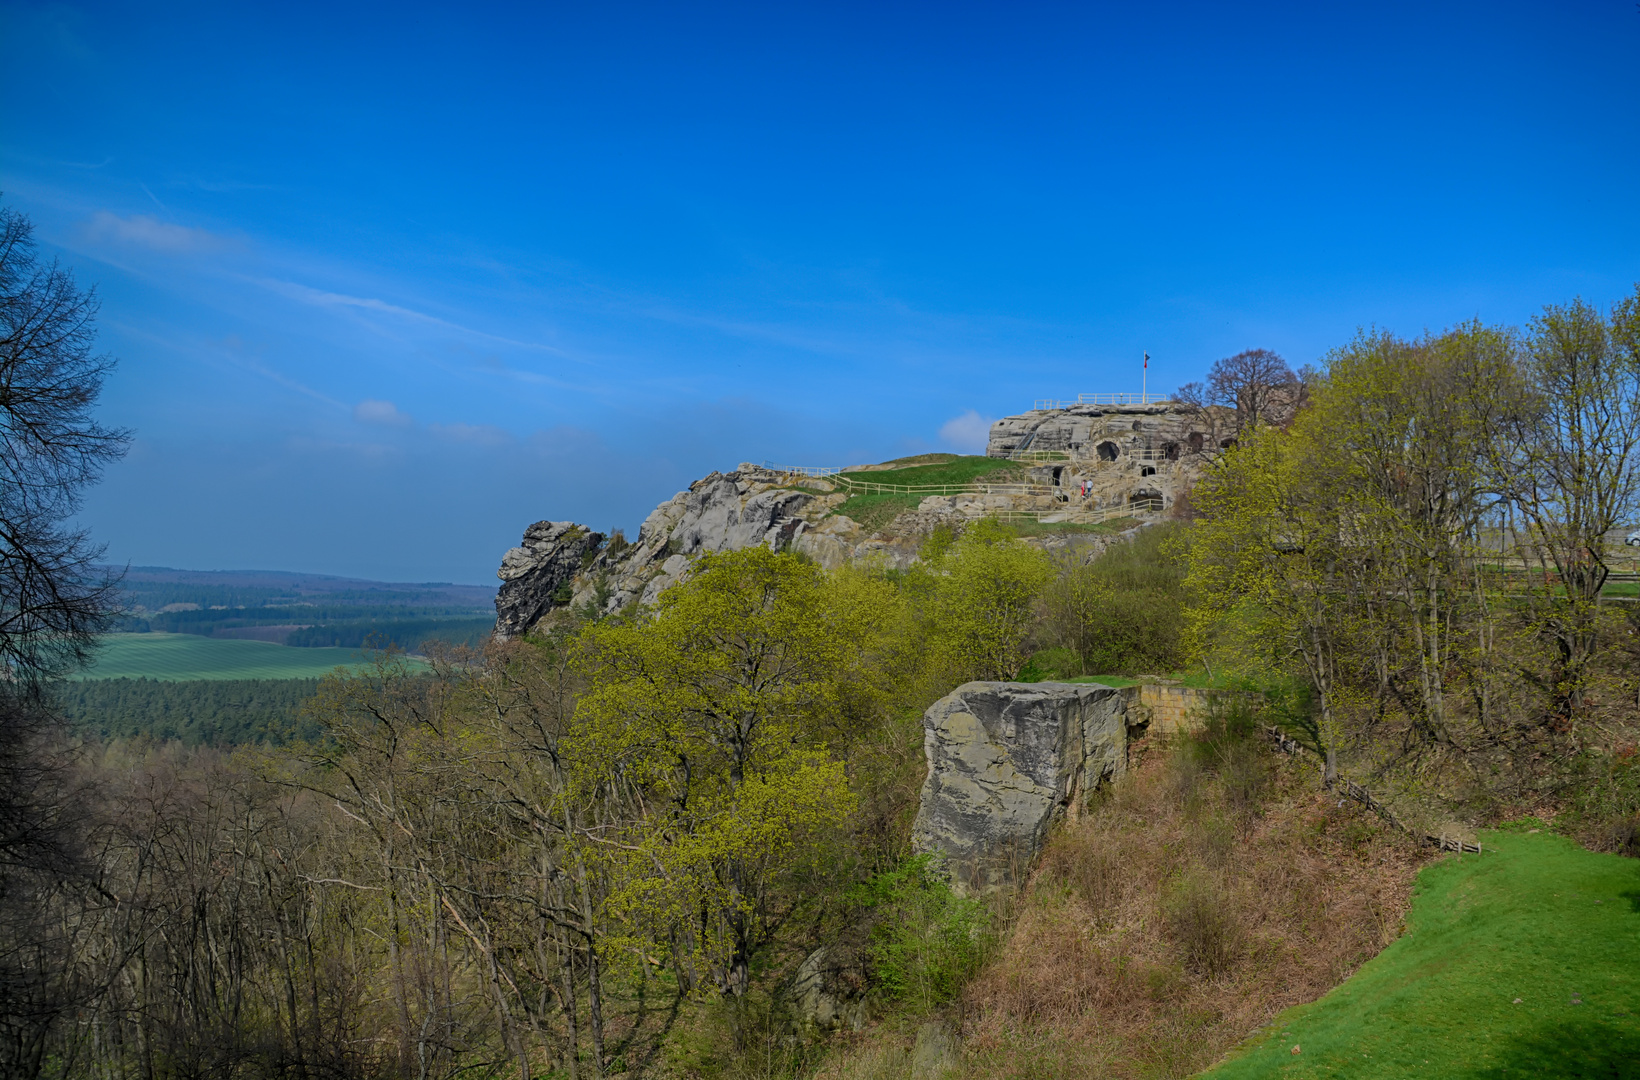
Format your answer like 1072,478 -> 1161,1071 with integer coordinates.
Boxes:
1142,351 -> 1148,403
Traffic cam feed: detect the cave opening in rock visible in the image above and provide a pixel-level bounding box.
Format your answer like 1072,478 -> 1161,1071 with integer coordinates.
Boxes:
1163,442 -> 1180,461
1129,489 -> 1163,512
1188,432 -> 1205,452
1096,441 -> 1119,461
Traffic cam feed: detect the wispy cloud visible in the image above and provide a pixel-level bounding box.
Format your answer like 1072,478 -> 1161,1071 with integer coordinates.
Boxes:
168,175 -> 280,193
430,421 -> 511,446
82,211 -> 233,255
354,399 -> 414,427
259,278 -> 580,360
137,182 -> 168,214
228,354 -> 347,409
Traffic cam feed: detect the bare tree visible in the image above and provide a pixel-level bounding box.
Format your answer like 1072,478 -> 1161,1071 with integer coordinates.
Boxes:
0,201 -> 129,692
0,200 -> 129,1078
1176,348 -> 1300,448
1486,291 -> 1640,721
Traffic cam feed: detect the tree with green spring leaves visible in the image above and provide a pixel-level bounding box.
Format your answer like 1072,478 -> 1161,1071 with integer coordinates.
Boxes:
914,519 -> 1053,684
570,546 -> 896,998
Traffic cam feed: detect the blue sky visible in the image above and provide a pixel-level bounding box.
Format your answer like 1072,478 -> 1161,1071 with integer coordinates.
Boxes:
3,1 -> 1637,583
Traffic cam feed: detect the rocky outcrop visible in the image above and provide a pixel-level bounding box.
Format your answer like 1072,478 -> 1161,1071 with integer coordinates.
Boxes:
493,403 -> 1198,638
788,946 -> 868,1034
494,521 -> 603,638
494,461 -> 974,638
910,681 -> 1136,895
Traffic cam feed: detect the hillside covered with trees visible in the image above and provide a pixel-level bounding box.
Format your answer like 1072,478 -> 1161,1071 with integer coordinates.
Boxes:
10,269 -> 1640,1078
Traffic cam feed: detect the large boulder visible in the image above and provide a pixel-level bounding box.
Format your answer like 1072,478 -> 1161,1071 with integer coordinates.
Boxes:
788,945 -> 868,1034
911,681 -> 1133,895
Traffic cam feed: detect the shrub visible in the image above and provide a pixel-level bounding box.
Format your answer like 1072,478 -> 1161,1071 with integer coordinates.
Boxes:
854,855 -> 990,1010
1038,523 -> 1189,677
1038,827 -> 1125,911
1184,697 -> 1273,817
1560,745 -> 1640,856
1162,872 -> 1242,977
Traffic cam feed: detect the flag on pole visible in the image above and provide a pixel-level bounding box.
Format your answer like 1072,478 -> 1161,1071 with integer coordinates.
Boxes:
1144,351 -> 1149,368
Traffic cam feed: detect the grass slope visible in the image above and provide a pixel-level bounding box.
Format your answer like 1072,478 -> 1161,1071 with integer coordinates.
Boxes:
1201,830 -> 1640,1079
81,633 -> 381,681
842,455 -> 1024,488
837,456 -> 1027,532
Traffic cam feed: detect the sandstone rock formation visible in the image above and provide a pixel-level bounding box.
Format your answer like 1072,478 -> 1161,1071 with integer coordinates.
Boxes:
985,401 -> 1222,517
493,401 -> 1209,639
495,521 -> 604,639
788,945 -> 868,1034
910,681 -> 1136,895
493,466 -> 948,637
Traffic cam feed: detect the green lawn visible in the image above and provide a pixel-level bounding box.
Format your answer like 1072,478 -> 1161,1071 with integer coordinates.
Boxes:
838,455 -> 1025,489
79,632 -> 391,681
1199,830 -> 1640,1079
837,491 -> 925,532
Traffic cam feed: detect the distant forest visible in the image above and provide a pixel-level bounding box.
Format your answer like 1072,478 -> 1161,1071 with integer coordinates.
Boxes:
61,678 -> 324,746
108,566 -> 497,651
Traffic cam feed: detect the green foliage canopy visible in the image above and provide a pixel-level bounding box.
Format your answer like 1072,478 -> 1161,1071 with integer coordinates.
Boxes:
571,546 -> 896,994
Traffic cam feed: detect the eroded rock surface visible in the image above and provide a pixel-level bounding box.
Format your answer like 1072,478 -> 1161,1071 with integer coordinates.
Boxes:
494,522 -> 603,638
911,681 -> 1134,895
788,945 -> 867,1034
493,465 -> 955,638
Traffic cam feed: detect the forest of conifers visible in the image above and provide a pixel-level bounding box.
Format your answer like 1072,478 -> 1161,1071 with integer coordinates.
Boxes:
9,289 -> 1640,1079
57,678 -> 326,746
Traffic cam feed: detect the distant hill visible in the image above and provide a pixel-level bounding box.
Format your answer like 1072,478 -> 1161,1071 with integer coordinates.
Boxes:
105,566 -> 497,650
115,565 -> 495,608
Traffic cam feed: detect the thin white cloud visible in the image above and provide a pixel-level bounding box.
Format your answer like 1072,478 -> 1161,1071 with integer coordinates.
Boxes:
82,211 -> 230,255
429,422 -> 512,446
137,182 -> 168,214
938,410 -> 995,454
259,278 -> 579,360
355,399 -> 414,427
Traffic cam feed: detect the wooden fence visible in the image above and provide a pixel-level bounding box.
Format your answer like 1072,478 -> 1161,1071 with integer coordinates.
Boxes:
1260,724 -> 1484,855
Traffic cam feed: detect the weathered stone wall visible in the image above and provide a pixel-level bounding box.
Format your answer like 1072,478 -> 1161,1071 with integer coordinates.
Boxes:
984,401 -> 1226,516
1119,683 -> 1265,736
1131,683 -> 1210,735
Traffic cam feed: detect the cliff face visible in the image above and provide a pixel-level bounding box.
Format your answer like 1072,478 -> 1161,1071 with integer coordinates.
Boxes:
910,681 -> 1136,895
495,521 -> 604,638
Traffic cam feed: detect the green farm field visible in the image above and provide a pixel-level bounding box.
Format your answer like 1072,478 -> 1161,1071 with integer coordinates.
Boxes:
1200,830 -> 1640,1079
80,632 -> 387,681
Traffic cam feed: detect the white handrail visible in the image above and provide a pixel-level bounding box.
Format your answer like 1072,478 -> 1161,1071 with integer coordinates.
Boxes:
1033,393 -> 1171,410
759,462 -> 844,477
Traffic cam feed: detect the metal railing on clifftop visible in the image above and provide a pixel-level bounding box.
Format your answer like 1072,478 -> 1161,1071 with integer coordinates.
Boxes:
1033,393 -> 1171,410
